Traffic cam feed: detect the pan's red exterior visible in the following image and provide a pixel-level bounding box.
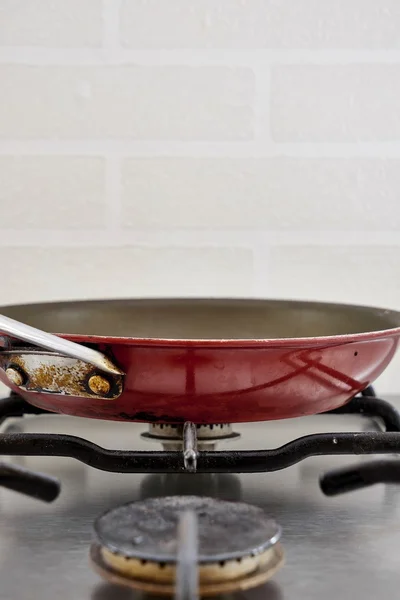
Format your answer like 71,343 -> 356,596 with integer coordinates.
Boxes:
2,332 -> 398,423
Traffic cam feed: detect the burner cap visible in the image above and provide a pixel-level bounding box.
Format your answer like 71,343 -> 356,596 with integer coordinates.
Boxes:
91,496 -> 283,595
93,496 -> 281,564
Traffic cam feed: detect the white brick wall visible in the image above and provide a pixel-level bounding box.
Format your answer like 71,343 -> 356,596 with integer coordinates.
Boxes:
0,0 -> 102,47
0,156 -> 106,228
121,0 -> 400,49
0,0 -> 399,393
1,246 -> 253,303
121,158 -> 400,229
0,66 -> 254,140
271,65 -> 400,142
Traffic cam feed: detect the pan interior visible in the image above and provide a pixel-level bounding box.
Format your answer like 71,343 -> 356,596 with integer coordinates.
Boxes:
1,299 -> 399,341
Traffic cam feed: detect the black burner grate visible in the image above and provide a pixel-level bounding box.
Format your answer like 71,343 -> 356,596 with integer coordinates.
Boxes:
0,386 -> 400,502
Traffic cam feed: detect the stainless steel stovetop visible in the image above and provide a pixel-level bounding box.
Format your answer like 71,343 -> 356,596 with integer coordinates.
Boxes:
1,400 -> 400,600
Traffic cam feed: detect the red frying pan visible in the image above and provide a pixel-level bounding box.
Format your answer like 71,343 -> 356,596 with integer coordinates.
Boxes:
0,298 -> 399,424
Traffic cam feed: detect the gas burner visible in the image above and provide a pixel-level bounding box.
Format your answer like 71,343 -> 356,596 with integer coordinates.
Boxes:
90,496 -> 284,597
141,423 -> 240,451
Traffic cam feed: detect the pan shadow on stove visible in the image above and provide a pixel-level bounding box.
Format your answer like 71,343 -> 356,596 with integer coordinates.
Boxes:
139,472 -> 242,501
91,580 -> 283,600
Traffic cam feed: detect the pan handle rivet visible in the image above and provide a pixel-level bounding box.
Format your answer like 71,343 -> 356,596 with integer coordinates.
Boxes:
5,366 -> 25,387
88,374 -> 111,396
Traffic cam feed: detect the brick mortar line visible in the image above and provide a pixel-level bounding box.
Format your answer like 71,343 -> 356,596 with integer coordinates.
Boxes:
2,48 -> 400,65
1,141 -> 400,157
0,231 -> 399,247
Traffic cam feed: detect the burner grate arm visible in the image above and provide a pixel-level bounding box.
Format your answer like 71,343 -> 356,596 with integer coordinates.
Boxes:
1,431 -> 400,474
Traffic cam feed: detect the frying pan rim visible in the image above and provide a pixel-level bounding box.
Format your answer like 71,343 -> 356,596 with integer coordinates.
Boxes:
2,296 -> 400,348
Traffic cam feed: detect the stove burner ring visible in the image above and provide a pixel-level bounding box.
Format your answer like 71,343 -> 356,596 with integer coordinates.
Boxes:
91,496 -> 283,595
141,423 -> 240,450
90,542 -> 284,596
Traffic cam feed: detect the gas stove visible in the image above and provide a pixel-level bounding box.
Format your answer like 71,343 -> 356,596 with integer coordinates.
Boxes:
0,386 -> 400,599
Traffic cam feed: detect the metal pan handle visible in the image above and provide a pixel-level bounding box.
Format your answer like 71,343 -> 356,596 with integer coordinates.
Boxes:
0,314 -> 122,375
0,314 -> 124,400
